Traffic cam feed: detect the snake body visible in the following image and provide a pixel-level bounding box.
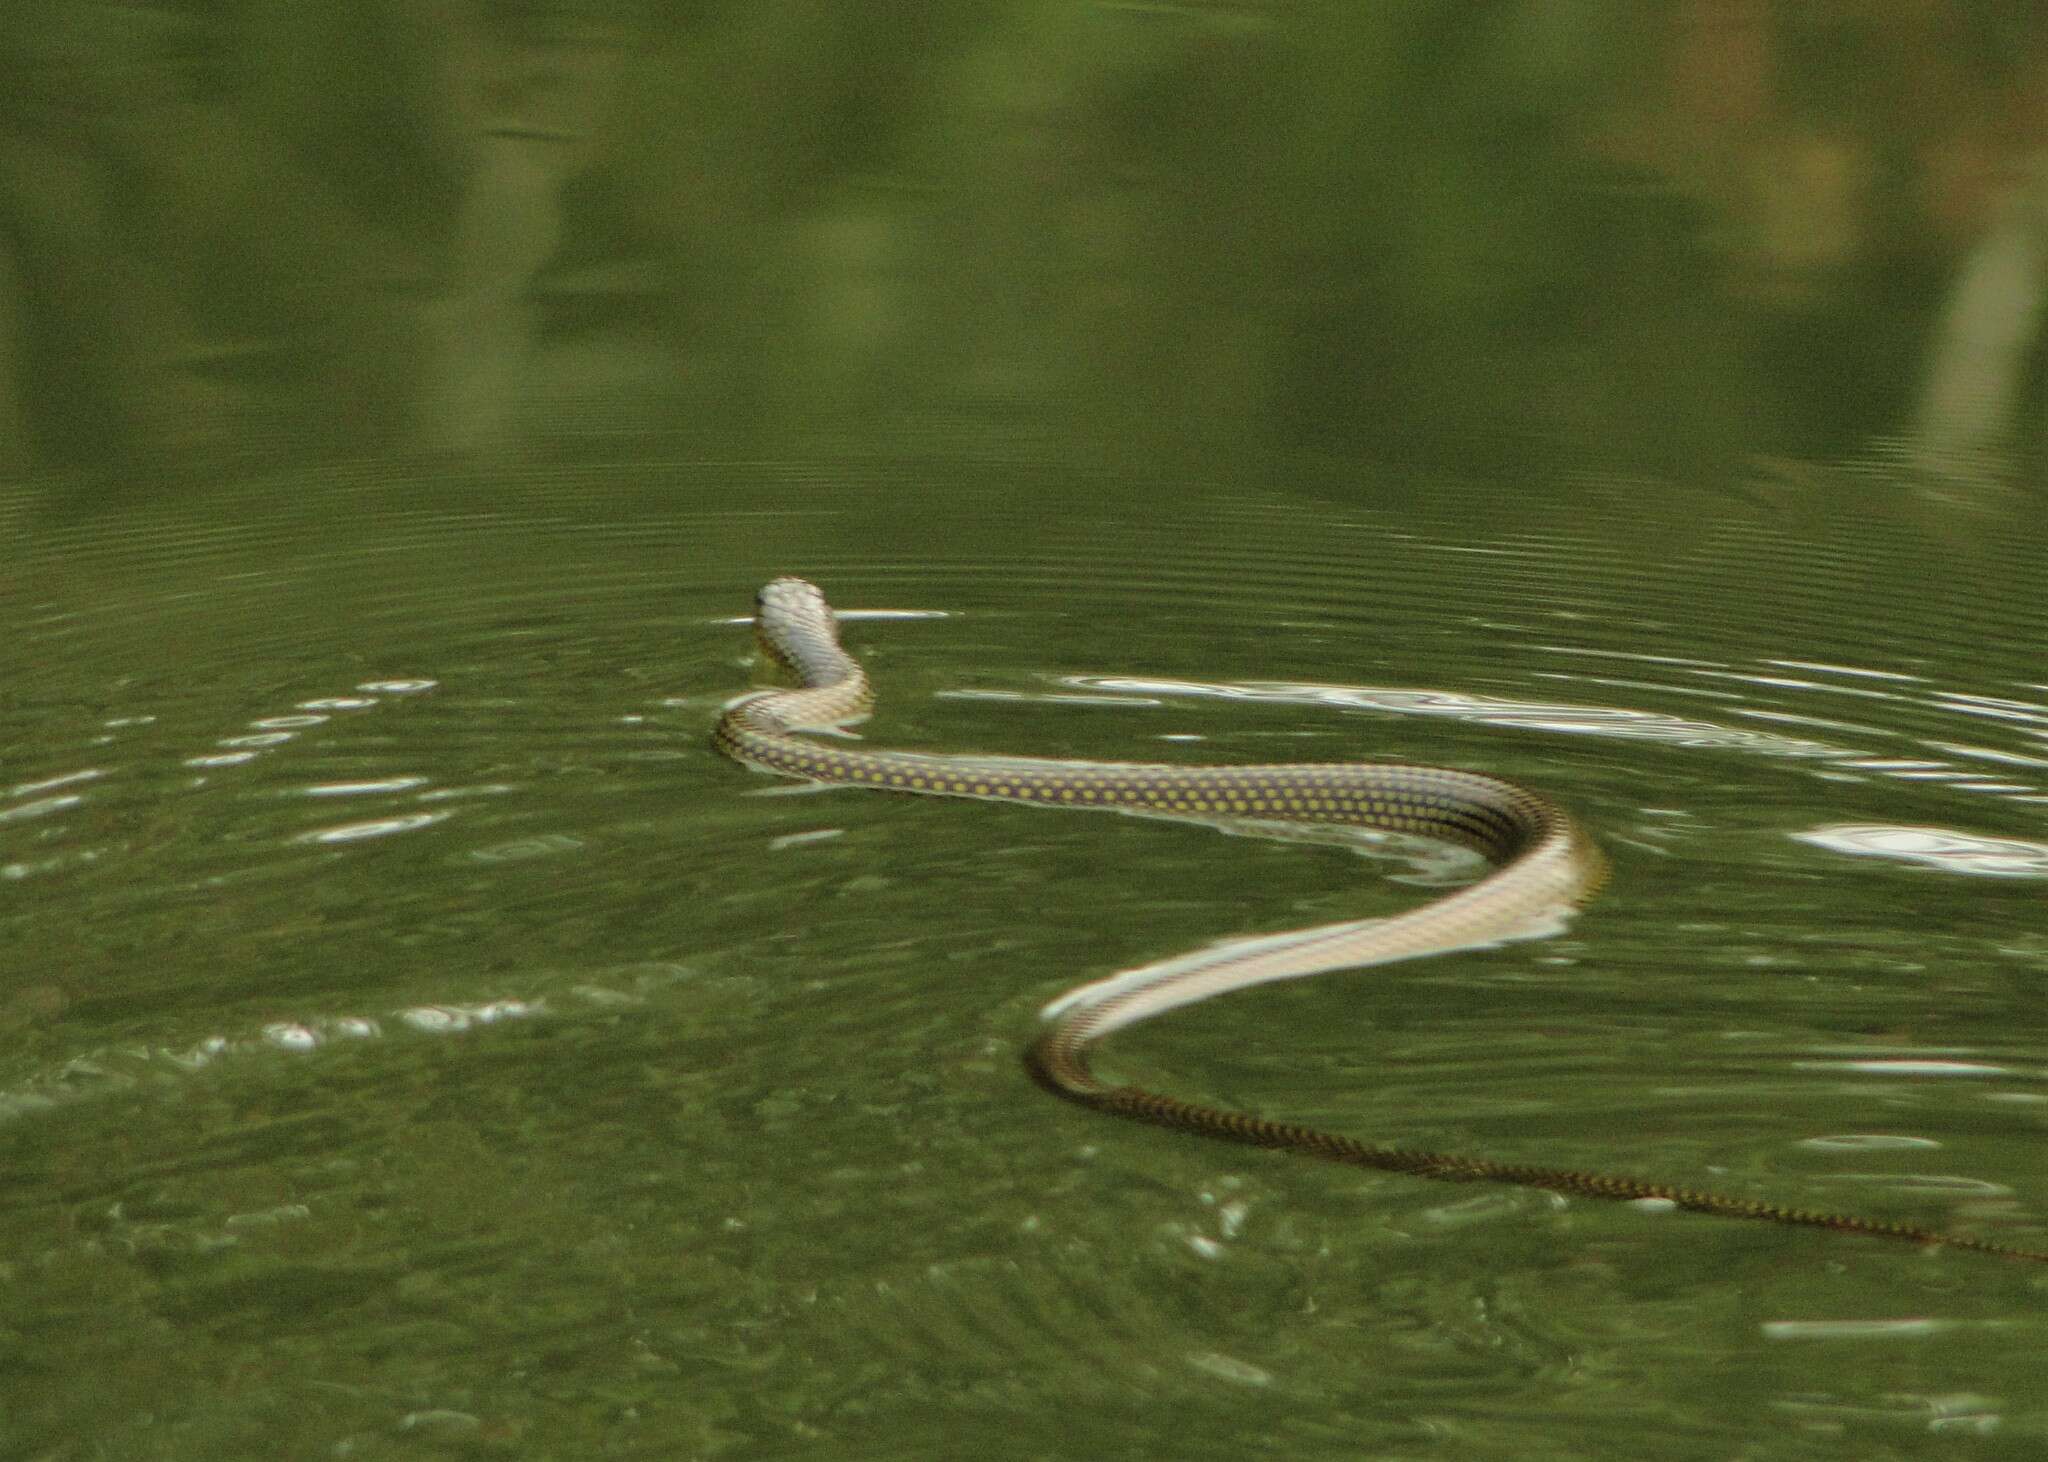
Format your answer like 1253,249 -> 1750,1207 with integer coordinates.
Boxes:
717,577 -> 2047,1262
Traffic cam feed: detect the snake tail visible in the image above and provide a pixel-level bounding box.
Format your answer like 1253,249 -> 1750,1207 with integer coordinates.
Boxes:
1025,1029 -> 2048,1263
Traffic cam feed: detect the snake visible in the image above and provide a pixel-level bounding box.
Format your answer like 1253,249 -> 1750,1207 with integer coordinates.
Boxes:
716,577 -> 2048,1263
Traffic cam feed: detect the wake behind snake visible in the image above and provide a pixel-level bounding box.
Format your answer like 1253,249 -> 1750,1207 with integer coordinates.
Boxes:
716,577 -> 2046,1264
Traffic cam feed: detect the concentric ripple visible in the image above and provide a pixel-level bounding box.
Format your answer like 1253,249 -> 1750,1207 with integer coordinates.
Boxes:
5,457 -> 2048,1453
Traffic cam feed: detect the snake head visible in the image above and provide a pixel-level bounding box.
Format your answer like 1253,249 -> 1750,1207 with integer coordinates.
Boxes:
756,576 -> 827,620
754,577 -> 837,677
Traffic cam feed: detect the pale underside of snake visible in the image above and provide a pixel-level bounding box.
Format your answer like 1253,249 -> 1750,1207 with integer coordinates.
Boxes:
715,577 -> 2047,1264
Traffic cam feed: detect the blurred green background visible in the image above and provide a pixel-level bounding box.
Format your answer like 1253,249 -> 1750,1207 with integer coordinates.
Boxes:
5,0 -> 2045,484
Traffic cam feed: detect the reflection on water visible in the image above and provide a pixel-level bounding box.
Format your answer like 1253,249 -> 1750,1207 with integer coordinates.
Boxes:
0,970 -> 742,1129
1915,155 -> 2048,476
1066,664 -> 2048,817
6,4 -> 2048,486
4,457 -> 2048,1454
9,6 -> 2048,1451
1796,824 -> 2048,877
1063,675 -> 1853,756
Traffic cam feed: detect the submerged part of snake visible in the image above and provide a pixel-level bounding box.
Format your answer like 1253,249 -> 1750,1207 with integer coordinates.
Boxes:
715,577 -> 2048,1263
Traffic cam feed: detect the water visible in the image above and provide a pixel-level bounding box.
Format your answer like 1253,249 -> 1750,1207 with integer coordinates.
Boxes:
4,452 -> 2046,1456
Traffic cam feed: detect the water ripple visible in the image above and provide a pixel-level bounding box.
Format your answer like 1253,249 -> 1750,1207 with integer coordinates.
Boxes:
0,965 -> 694,1123
0,793 -> 87,824
1792,824 -> 2048,878
1762,1319 -> 1979,1341
1061,676 -> 1851,756
294,811 -> 451,845
8,768 -> 107,798
301,776 -> 433,797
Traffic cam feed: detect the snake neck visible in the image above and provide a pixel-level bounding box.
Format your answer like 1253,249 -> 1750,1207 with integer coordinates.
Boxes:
752,578 -> 865,701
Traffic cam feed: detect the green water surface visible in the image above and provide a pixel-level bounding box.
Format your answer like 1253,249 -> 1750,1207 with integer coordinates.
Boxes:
3,454 -> 2046,1458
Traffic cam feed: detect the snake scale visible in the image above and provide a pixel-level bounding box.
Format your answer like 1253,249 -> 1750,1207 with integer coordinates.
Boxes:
716,577 -> 2047,1263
